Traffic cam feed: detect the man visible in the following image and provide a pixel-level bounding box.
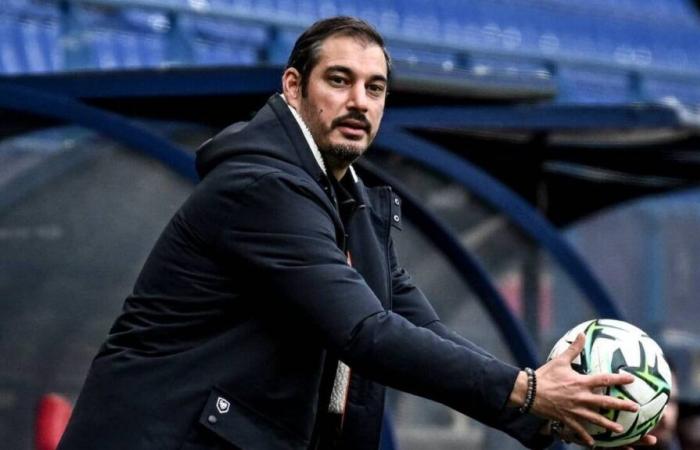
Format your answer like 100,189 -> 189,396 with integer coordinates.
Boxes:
58,17 -> 654,450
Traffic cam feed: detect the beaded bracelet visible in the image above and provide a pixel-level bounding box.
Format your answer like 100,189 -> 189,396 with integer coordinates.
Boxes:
519,367 -> 537,414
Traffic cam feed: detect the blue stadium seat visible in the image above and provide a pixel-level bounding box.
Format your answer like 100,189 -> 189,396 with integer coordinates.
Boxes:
0,13 -> 61,74
234,0 -> 322,22
332,0 -> 361,21
83,30 -> 117,69
437,0 -> 486,48
189,39 -> 258,66
500,7 -> 545,55
485,3 -> 541,54
266,27 -> 301,65
398,0 -> 440,42
178,15 -> 267,66
61,5 -> 198,70
347,1 -> 382,32
0,15 -> 25,74
0,0 -> 61,74
206,0 -> 256,13
292,0 -> 322,22
550,0 -> 699,26
18,18 -> 62,73
81,29 -> 161,69
370,0 -> 402,35
179,15 -> 268,46
273,0 -> 302,21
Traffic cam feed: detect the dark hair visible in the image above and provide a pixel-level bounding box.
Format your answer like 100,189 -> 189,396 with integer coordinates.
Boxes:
285,16 -> 391,95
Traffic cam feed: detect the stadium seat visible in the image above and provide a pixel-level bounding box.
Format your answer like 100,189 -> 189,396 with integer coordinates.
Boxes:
2,18 -> 51,74
0,0 -> 61,74
0,15 -> 26,73
58,5 -> 172,70
398,0 -> 440,41
18,18 -> 61,73
179,15 -> 266,66
261,27 -> 298,65
373,0 -> 402,35
179,15 -> 267,45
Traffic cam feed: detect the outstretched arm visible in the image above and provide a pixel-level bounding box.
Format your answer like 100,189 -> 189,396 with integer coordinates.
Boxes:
387,238 -> 551,448
509,333 -> 655,448
387,238 -> 656,448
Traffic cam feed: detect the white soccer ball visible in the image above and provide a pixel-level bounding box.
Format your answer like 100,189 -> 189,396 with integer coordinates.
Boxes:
547,319 -> 672,447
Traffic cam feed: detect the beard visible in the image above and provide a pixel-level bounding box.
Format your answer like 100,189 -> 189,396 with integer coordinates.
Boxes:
320,142 -> 365,165
319,111 -> 372,168
318,143 -> 365,177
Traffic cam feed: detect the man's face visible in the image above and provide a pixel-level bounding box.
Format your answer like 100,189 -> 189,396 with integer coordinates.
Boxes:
295,34 -> 388,169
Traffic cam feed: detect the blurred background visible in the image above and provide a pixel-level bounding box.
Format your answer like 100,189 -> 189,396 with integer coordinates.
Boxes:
2,0 -> 700,449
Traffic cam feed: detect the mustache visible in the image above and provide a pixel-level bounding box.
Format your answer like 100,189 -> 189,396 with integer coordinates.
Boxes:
331,111 -> 371,132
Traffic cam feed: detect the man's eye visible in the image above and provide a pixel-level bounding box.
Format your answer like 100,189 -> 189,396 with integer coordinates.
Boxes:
368,84 -> 386,96
329,76 -> 347,86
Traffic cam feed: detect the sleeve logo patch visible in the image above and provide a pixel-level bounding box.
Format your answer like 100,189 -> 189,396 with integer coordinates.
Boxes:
216,397 -> 230,414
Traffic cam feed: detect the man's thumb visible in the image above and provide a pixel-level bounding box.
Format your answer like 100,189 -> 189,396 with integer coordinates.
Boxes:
561,332 -> 586,362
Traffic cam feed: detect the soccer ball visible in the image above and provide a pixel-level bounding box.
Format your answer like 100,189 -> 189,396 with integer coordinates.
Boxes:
547,319 -> 672,447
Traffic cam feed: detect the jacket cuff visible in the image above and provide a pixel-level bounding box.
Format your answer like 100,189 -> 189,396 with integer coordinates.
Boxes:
488,359 -> 521,413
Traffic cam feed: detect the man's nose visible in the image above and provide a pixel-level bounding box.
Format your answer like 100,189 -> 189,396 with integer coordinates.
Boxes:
347,83 -> 369,112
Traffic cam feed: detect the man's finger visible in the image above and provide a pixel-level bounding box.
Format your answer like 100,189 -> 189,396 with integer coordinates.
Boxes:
562,417 -> 595,447
560,333 -> 586,363
583,393 -> 639,413
587,372 -> 635,388
635,434 -> 657,446
575,407 -> 624,434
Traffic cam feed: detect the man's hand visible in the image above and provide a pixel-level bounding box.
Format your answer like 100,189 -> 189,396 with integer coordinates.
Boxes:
514,333 -> 640,446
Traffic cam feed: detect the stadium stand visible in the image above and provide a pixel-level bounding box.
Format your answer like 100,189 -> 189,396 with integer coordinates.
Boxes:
2,0 -> 700,106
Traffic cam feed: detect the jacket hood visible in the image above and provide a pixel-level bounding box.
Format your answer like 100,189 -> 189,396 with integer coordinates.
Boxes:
195,94 -> 324,181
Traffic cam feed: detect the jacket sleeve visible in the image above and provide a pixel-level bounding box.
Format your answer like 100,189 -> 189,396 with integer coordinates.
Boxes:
388,236 -> 553,449
387,236 -> 494,358
212,170 -> 529,434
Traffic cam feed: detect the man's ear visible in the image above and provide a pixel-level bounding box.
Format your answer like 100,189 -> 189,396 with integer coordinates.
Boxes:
282,68 -> 302,107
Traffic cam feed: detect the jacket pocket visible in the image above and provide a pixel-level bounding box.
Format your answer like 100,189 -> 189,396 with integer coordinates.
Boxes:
196,387 -> 308,450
